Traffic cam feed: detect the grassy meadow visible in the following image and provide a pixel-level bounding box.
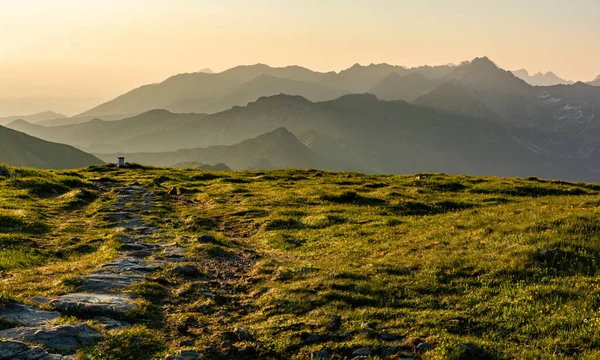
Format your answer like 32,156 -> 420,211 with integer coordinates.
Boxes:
2,164 -> 600,359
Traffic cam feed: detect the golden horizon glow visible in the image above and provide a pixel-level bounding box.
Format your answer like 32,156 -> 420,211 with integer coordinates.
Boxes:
1,0 -> 599,116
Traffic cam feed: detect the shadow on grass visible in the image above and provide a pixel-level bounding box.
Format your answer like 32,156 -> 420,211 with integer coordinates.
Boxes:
382,201 -> 475,216
320,191 -> 387,206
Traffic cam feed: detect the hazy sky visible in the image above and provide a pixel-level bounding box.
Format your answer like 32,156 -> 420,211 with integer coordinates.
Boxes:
1,0 -> 599,116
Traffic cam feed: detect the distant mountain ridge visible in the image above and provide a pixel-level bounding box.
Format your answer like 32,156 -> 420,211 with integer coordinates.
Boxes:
75,62 -> 457,119
512,69 -> 573,86
0,125 -> 103,169
0,111 -> 67,126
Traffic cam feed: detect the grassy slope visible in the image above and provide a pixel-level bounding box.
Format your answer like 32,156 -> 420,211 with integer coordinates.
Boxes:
2,165 -> 600,359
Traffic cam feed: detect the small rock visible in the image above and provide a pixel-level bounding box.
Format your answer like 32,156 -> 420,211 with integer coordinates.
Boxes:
417,341 -> 432,352
380,332 -> 400,341
311,350 -> 331,359
237,346 -> 256,356
197,234 -> 216,243
327,315 -> 342,331
93,316 -> 131,330
455,344 -> 478,358
178,349 -> 202,359
381,346 -> 404,357
0,167 -> 10,177
168,186 -> 180,195
169,266 -> 202,279
352,348 -> 372,356
179,339 -> 195,347
216,310 -> 230,317
235,327 -> 252,341
305,333 -> 321,345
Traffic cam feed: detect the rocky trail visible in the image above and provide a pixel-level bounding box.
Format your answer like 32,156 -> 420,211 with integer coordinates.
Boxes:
0,184 -> 223,359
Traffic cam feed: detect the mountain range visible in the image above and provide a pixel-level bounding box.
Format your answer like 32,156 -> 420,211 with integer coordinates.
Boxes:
74,63 -> 456,120
511,69 -> 573,86
0,125 -> 103,169
5,56 -> 600,180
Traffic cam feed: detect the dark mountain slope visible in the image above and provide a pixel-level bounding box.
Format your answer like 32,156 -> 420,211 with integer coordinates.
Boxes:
6,110 -> 206,153
0,126 -> 103,169
96,128 -> 329,170
412,80 -> 501,122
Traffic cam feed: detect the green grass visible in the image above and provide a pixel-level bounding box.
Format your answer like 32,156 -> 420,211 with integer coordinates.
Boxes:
3,165 -> 600,358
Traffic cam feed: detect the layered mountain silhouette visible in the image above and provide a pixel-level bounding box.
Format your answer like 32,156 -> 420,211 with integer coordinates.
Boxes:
590,75 -> 600,86
96,128 -> 329,170
0,125 -> 103,169
512,69 -> 573,86
8,56 -> 600,180
0,111 -> 67,126
75,63 -> 456,119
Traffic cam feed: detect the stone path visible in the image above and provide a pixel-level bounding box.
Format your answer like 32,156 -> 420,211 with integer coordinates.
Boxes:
0,184 -> 186,359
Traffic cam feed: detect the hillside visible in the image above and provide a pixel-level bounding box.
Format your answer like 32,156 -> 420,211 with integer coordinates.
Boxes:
0,125 -> 103,169
2,166 -> 600,359
6,110 -> 206,153
0,111 -> 67,125
95,127 -> 330,170
590,75 -> 600,86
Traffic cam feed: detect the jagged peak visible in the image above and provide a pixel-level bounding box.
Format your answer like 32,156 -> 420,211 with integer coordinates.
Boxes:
470,56 -> 500,70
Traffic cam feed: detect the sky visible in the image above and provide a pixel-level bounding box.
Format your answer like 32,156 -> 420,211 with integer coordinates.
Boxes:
1,0 -> 599,116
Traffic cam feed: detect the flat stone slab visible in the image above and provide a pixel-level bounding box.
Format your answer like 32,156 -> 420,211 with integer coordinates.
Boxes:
162,247 -> 186,258
0,302 -> 60,327
77,274 -> 146,292
93,317 -> 131,331
44,293 -> 139,315
0,340 -> 73,360
0,324 -> 99,353
99,258 -> 160,273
